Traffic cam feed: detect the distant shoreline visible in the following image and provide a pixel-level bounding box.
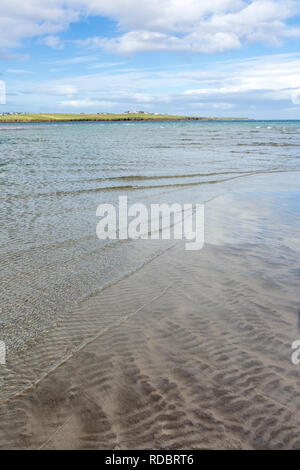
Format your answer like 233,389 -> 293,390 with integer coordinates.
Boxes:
0,112 -> 252,123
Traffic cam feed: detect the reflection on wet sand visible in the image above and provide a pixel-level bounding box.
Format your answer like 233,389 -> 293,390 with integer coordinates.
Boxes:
1,173 -> 300,449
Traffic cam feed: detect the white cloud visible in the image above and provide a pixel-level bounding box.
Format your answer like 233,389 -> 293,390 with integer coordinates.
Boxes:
7,69 -> 32,74
44,85 -> 78,96
100,30 -> 242,54
290,90 -> 300,105
45,55 -> 98,65
88,61 -> 126,69
74,37 -> 103,48
181,54 -> 300,105
15,53 -> 300,114
191,102 -> 236,110
58,99 -> 115,108
101,0 -> 300,54
38,35 -> 64,49
0,2 -> 77,51
0,0 -> 299,55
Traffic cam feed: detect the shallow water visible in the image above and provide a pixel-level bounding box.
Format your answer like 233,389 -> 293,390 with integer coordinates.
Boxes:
0,171 -> 300,448
1,121 -> 300,448
1,120 -> 300,350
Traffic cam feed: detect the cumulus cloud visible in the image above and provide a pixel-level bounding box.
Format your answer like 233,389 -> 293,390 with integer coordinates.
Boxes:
0,2 -> 77,51
99,0 -> 300,54
0,0 -> 299,55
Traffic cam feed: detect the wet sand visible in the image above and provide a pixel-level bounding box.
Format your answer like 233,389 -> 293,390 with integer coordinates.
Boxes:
1,173 -> 300,449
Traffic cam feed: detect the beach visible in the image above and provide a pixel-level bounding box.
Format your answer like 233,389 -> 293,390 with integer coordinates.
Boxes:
1,121 -> 300,449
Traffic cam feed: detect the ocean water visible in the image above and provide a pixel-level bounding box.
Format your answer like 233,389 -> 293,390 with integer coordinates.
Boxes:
0,120 -> 300,353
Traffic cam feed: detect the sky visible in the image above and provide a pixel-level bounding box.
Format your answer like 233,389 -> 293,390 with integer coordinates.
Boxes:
1,0 -> 300,118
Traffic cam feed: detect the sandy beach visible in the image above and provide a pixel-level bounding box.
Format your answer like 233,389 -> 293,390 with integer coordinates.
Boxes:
1,171 -> 300,450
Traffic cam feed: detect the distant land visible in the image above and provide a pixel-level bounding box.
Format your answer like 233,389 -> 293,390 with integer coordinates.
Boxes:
0,113 -> 252,123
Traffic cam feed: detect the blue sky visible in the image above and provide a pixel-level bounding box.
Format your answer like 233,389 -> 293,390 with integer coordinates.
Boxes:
1,0 -> 300,118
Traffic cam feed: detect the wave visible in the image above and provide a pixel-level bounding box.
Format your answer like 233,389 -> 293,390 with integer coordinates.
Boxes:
76,170 -> 257,184
4,176 -> 238,200
237,142 -> 299,147
4,169 -> 300,200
